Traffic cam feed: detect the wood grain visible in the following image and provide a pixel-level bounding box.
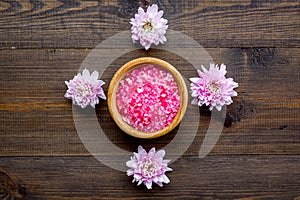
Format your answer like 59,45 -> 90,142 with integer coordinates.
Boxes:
0,0 -> 299,199
0,0 -> 299,48
0,156 -> 299,199
0,48 -> 299,156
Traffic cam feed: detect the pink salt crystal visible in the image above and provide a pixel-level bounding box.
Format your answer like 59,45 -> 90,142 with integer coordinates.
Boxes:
116,64 -> 180,133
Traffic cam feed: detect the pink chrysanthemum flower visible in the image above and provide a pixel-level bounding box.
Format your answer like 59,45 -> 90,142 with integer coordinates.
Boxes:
126,145 -> 172,189
190,63 -> 238,111
130,4 -> 168,50
65,69 -> 106,108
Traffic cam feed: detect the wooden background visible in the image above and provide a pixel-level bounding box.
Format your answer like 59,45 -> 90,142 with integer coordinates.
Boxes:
0,0 -> 299,199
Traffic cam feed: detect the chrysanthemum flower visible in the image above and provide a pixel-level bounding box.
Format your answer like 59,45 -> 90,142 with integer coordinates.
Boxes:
65,69 -> 106,108
130,4 -> 168,50
190,63 -> 238,111
126,145 -> 172,189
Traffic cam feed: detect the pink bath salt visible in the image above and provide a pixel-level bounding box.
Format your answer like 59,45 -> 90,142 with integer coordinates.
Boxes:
116,64 -> 180,133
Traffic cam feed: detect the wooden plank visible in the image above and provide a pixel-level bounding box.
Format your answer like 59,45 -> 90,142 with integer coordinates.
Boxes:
1,1 -> 299,199
0,0 -> 299,48
0,155 -> 299,199
0,47 -> 299,156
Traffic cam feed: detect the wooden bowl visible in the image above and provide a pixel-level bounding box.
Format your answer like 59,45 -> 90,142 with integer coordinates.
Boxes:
107,57 -> 188,139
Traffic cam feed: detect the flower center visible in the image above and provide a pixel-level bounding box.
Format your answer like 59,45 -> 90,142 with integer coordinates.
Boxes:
143,21 -> 153,31
77,83 -> 91,96
141,159 -> 158,176
208,82 -> 220,93
145,162 -> 154,172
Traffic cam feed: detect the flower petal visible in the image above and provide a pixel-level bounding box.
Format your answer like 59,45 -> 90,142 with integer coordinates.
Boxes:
99,92 -> 106,100
164,175 -> 170,184
191,98 -> 199,105
201,65 -> 208,73
138,7 -> 145,15
91,71 -> 99,80
82,68 -> 90,77
138,145 -> 144,154
126,160 -> 136,168
190,77 -> 199,83
149,147 -> 156,155
145,181 -> 152,189
166,167 -> 173,172
144,42 -> 151,50
156,149 -> 165,158
148,4 -> 158,14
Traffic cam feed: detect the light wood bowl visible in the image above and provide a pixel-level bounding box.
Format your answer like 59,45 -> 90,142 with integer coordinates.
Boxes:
107,57 -> 188,139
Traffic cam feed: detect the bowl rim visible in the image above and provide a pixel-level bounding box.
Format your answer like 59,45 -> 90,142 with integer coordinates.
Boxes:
107,57 -> 188,139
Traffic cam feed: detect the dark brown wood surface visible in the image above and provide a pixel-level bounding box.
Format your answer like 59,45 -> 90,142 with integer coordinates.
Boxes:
0,1 -> 299,199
